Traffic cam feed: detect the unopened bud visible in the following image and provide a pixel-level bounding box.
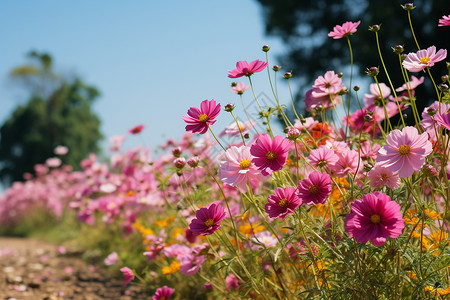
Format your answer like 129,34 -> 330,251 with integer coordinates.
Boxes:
172,147 -> 182,158
262,45 -> 270,52
439,84 -> 449,92
174,157 -> 186,169
369,24 -> 380,32
286,127 -> 301,141
273,65 -> 282,71
337,72 -> 344,78
187,156 -> 200,168
283,72 -> 292,79
402,3 -> 415,11
224,104 -> 235,112
393,45 -> 404,54
366,67 -> 379,77
353,85 -> 360,91
231,82 -> 237,87
244,133 -> 250,139
442,75 -> 449,82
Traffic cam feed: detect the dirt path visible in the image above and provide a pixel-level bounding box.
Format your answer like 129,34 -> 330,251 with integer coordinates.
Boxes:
0,238 -> 148,300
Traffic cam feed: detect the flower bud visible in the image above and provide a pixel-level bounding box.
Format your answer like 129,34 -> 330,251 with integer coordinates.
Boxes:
337,72 -> 344,78
283,72 -> 292,79
353,85 -> 360,91
439,84 -> 449,92
272,65 -> 282,71
402,3 -> 415,11
230,82 -> 237,87
244,133 -> 250,139
187,156 -> 200,168
262,45 -> 270,52
422,164 -> 438,176
369,24 -> 380,32
442,75 -> 449,82
172,147 -> 182,158
224,104 -> 235,112
393,45 -> 404,54
286,127 -> 301,141
366,67 -> 379,77
174,157 -> 186,169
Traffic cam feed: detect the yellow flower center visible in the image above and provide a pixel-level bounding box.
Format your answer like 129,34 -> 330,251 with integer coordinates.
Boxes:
204,219 -> 214,227
420,56 -> 431,64
370,214 -> 381,224
398,144 -> 411,156
239,159 -> 252,169
278,198 -> 288,208
309,185 -> 319,195
380,173 -> 389,181
266,151 -> 277,161
198,113 -> 208,122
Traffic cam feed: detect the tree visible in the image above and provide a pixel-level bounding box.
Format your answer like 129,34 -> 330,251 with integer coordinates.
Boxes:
256,0 -> 449,114
0,52 -> 102,186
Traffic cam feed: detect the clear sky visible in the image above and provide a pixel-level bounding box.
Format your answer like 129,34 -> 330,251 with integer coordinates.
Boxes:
0,1 -> 289,154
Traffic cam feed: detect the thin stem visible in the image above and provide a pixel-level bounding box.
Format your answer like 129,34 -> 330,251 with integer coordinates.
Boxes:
407,10 -> 420,50
208,126 -> 226,151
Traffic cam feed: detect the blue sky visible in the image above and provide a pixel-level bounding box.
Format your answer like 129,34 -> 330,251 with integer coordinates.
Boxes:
0,1 -> 289,153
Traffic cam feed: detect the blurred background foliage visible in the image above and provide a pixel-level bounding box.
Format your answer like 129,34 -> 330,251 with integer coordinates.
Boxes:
0,51 -> 102,186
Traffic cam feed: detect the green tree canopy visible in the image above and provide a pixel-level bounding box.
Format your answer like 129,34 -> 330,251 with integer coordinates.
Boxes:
0,52 -> 102,186
256,0 -> 449,113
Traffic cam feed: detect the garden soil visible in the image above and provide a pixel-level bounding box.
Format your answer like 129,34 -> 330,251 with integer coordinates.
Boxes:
0,238 -> 148,299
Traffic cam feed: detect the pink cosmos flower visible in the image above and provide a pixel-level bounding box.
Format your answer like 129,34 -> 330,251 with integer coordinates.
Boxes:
297,171 -> 332,205
421,101 -> 450,135
153,286 -> 175,300
307,147 -> 339,170
395,76 -> 424,92
189,203 -> 226,236
345,192 -> 405,247
54,146 -> 68,156
220,120 -> 255,138
250,134 -> 291,176
265,187 -> 301,221
376,126 -> 433,178
182,99 -> 221,134
226,273 -> 240,290
250,231 -> 278,249
435,111 -> 450,131
402,46 -> 447,72
231,82 -> 250,94
218,146 -> 267,192
438,15 -> 450,27
129,124 -> 144,134
311,71 -> 346,97
104,252 -> 119,266
109,135 -> 126,151
46,157 -> 62,168
368,165 -> 401,190
331,149 -> 362,177
328,21 -> 361,39
120,267 -> 134,287
228,60 -> 268,78
363,83 -> 391,108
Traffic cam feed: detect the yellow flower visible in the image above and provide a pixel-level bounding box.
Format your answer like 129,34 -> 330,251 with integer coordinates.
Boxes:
238,222 -> 264,235
424,209 -> 441,219
162,260 -> 180,275
404,209 -> 419,225
406,271 -> 418,280
155,216 -> 175,228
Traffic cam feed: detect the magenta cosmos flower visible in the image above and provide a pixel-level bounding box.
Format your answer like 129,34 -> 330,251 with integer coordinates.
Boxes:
434,111 -> 450,131
153,286 -> 175,300
129,124 -> 144,134
182,99 -> 221,134
297,171 -> 332,205
218,145 -> 267,192
402,46 -> 447,72
250,134 -> 290,176
189,203 -> 226,236
119,267 -> 134,287
328,20 -> 361,39
228,60 -> 268,78
376,126 -> 432,178
345,192 -> 405,247
265,187 -> 301,221
438,15 -> 450,27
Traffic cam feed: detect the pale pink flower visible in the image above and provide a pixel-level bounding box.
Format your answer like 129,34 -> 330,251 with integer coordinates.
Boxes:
363,83 -> 391,108
231,82 -> 250,94
328,21 -> 361,39
331,149 -> 361,177
438,15 -> 450,27
421,101 -> 450,133
368,165 -> 401,190
402,46 -> 447,72
395,76 -> 424,92
250,231 -> 278,249
104,252 -> 119,266
307,147 -> 339,169
54,146 -> 68,155
218,146 -> 267,192
220,120 -> 255,137
46,157 -> 62,168
376,126 -> 433,177
435,111 -> 450,131
109,135 -> 126,151
226,273 -> 240,290
311,71 -> 346,97
345,192 -> 404,247
228,60 -> 268,78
